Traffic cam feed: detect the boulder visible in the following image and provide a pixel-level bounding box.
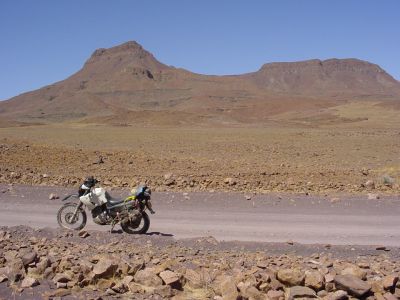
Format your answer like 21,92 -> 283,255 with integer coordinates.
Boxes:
154,285 -> 174,298
159,270 -> 180,285
305,270 -> 325,291
285,286 -> 317,300
334,275 -> 371,298
111,282 -> 129,294
383,292 -> 398,300
267,290 -> 284,300
130,259 -> 145,274
134,268 -> 162,287
184,269 -> 204,289
31,257 -> 50,275
6,258 -> 25,282
324,290 -> 348,300
238,281 -> 267,300
92,257 -> 118,279
0,274 -> 8,283
382,275 -> 399,291
21,251 -> 37,266
220,276 -> 239,300
277,268 -> 305,286
52,273 -> 72,283
20,276 -> 39,288
341,264 -> 367,280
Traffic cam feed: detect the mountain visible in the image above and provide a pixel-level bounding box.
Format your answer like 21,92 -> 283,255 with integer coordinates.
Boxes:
1,41 -> 399,126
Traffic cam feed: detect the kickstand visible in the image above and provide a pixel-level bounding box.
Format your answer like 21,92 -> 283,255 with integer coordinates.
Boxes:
110,221 -> 117,233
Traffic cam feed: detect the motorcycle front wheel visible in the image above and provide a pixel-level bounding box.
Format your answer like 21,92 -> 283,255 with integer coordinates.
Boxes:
57,202 -> 87,230
120,211 -> 150,234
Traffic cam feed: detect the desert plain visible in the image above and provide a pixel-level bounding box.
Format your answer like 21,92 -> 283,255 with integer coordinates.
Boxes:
1,101 -> 399,195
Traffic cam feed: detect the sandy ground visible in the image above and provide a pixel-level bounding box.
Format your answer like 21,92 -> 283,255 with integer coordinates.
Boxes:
1,184 -> 399,247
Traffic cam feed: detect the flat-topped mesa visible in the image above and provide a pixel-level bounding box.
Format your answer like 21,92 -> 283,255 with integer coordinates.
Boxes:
249,58 -> 399,93
258,58 -> 390,76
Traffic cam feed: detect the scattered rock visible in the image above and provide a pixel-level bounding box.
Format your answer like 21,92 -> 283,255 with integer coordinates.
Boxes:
7,258 -> 25,282
78,230 -> 90,238
277,268 -> 305,286
154,285 -> 174,297
20,276 -> 39,288
238,281 -> 266,299
134,268 -> 162,287
376,246 -> 389,251
94,156 -> 104,164
334,274 -> 371,298
52,273 -> 71,283
365,180 -> 375,189
0,274 -> 8,283
224,177 -> 236,185
111,282 -> 128,293
325,290 -> 349,300
305,270 -> 325,291
0,225 -> 399,299
49,193 -> 59,200
267,290 -> 285,300
368,193 -> 380,200
361,168 -> 370,176
330,197 -> 341,203
56,282 -> 67,289
341,264 -> 367,280
285,286 -> 317,300
92,257 -> 118,279
382,275 -> 398,291
159,270 -> 180,286
383,292 -> 398,300
184,269 -> 203,289
220,276 -> 239,300
21,251 -> 37,266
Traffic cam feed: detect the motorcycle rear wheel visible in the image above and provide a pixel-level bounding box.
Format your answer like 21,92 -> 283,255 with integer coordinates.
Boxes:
57,202 -> 87,231
120,211 -> 150,234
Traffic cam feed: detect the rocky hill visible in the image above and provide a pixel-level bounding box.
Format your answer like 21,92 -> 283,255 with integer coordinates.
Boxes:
0,41 -> 399,125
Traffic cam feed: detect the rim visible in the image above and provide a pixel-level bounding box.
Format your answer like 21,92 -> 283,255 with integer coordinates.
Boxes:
59,205 -> 83,230
129,216 -> 144,229
125,216 -> 145,232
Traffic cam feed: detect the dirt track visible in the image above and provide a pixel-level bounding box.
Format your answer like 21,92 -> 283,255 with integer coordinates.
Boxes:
0,184 -> 400,247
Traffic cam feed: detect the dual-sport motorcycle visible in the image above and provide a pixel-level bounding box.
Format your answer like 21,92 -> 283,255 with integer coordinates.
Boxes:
57,177 -> 155,234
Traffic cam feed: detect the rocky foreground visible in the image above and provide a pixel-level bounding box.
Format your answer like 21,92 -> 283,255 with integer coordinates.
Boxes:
0,226 -> 399,299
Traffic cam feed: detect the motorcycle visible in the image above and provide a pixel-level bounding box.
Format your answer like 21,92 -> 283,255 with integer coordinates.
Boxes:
57,177 -> 155,234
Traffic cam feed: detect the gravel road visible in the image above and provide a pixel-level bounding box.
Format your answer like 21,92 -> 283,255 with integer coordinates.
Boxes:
0,184 -> 399,246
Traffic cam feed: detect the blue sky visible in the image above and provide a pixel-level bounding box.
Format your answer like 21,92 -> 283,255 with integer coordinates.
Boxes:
0,0 -> 399,100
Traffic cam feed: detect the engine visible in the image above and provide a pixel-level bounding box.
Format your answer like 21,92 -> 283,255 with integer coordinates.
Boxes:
120,209 -> 142,228
91,205 -> 111,225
